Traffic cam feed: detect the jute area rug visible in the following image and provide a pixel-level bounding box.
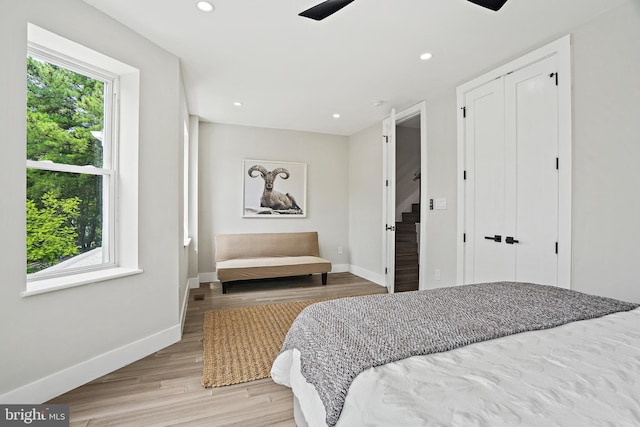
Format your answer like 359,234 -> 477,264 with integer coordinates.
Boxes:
202,299 -> 323,388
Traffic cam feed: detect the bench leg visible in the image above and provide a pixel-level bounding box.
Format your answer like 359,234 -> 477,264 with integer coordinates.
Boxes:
221,282 -> 228,294
321,273 -> 327,286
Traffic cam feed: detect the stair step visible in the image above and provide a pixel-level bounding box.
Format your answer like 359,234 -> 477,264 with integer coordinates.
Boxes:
395,268 -> 418,280
395,282 -> 419,292
396,243 -> 417,255
395,222 -> 417,232
396,234 -> 417,243
394,204 -> 420,293
396,254 -> 418,267
402,212 -> 420,223
394,271 -> 419,292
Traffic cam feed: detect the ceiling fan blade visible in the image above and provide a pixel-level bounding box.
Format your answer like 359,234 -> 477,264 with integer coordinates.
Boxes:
299,0 -> 355,20
467,0 -> 508,11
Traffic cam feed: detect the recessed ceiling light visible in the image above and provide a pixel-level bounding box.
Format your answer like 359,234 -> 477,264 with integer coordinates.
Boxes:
333,113 -> 341,119
419,52 -> 433,61
233,101 -> 243,107
196,1 -> 214,12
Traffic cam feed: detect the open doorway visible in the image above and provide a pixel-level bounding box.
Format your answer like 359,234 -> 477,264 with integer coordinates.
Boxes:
394,115 -> 421,292
383,101 -> 427,293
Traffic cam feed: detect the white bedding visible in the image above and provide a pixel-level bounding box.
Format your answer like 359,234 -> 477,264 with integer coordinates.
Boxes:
272,307 -> 640,427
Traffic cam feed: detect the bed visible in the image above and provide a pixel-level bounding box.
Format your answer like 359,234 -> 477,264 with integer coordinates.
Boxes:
271,282 -> 640,427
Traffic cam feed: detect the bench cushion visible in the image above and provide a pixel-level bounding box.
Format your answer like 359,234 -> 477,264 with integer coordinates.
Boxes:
215,232 -> 321,262
217,256 -> 331,283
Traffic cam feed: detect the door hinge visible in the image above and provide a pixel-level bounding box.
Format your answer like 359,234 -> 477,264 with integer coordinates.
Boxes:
461,106 -> 467,118
549,72 -> 558,86
463,170 -> 467,180
386,179 -> 389,187
463,233 -> 466,243
555,242 -> 558,254
384,135 -> 389,143
385,267 -> 388,274
556,157 -> 559,170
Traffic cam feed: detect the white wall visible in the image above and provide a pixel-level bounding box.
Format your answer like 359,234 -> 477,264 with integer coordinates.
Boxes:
348,124 -> 385,284
570,2 -> 640,303
347,2 -> 640,303
419,3 -> 640,301
422,3 -> 640,301
423,92 -> 459,289
198,123 -> 350,276
178,75 -> 196,322
0,0 -> 184,402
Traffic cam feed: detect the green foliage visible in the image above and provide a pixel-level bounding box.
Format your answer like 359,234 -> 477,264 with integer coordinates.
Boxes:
26,192 -> 80,273
26,56 -> 106,273
26,57 -> 104,166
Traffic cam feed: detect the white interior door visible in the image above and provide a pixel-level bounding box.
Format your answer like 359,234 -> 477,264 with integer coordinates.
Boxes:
505,55 -> 559,285
383,108 -> 397,293
383,102 -> 427,293
463,78 -> 510,284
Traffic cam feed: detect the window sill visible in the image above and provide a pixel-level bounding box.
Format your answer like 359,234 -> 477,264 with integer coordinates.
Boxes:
22,267 -> 143,298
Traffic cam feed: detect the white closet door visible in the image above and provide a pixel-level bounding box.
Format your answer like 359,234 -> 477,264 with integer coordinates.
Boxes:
457,36 -> 571,288
504,55 -> 559,285
463,78 -> 510,284
463,56 -> 560,286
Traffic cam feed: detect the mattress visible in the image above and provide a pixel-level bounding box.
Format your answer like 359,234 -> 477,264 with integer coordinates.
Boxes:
272,307 -> 640,426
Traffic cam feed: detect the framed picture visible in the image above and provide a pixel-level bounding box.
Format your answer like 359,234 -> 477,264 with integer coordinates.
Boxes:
242,159 -> 307,217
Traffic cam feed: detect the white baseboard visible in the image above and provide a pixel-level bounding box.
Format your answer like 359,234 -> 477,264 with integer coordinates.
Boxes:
331,264 -> 349,273
188,277 -> 200,289
199,271 -> 217,283
0,325 -> 181,404
180,278 -> 199,334
349,265 -> 386,287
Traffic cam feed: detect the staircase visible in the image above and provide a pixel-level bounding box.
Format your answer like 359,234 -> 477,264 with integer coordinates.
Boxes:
394,203 -> 419,292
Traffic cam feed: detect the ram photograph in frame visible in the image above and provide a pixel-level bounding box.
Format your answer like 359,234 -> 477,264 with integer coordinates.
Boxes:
243,160 -> 307,217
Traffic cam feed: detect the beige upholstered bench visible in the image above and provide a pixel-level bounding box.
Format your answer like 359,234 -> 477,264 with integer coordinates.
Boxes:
215,232 -> 332,294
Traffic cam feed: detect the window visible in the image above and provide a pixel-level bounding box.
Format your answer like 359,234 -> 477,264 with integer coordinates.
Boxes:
183,121 -> 190,246
24,24 -> 142,296
26,48 -> 116,278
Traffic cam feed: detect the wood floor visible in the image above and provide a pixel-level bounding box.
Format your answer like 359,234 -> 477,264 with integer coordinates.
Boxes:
48,272 -> 387,426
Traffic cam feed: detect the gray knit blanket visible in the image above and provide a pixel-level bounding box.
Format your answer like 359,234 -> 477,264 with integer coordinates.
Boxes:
279,282 -> 639,427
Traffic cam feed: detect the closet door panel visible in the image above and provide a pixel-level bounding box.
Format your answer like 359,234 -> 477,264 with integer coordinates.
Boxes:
463,79 -> 512,284
505,55 -> 559,285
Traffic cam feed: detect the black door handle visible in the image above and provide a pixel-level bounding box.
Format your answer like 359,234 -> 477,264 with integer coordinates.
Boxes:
505,236 -> 519,244
484,235 -> 502,242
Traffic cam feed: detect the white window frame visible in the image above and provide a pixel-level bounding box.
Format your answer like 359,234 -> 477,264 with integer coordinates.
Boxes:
23,24 -> 142,297
183,121 -> 191,247
26,45 -> 118,280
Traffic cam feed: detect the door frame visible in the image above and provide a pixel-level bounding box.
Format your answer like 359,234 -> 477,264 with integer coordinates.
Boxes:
382,101 -> 428,292
456,35 -> 572,288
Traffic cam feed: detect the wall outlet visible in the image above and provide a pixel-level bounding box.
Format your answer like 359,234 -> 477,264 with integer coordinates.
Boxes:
338,246 -> 343,255
434,269 -> 441,281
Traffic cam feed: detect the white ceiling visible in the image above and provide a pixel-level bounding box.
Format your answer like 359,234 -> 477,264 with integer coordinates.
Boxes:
83,0 -> 628,136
